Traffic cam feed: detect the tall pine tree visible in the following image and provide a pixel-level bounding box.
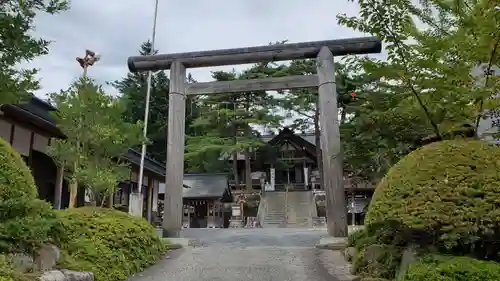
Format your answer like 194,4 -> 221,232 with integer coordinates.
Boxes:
113,42 -> 169,163
185,63 -> 283,188
114,42 -> 200,164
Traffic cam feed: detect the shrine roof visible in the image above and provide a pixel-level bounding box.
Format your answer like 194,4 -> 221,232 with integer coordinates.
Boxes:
183,173 -> 231,199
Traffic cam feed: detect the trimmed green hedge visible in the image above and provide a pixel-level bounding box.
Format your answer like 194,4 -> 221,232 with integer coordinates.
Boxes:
0,137 -> 37,200
402,255 -> 500,281
55,207 -> 168,281
0,197 -> 60,253
366,140 -> 500,250
0,138 -> 60,254
347,221 -> 412,279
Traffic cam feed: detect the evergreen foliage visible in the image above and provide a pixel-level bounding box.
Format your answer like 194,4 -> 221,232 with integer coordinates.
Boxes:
48,79 -> 143,206
367,140 -> 500,253
56,207 -> 168,281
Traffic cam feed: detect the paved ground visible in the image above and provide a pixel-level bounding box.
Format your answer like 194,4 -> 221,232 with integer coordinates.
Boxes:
128,228 -> 350,281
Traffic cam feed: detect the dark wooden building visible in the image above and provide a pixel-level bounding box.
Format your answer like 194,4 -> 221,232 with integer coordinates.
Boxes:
229,127 -> 375,225
0,97 -> 165,222
181,173 -> 233,228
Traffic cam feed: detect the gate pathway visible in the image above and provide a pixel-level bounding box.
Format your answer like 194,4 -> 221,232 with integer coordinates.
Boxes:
128,228 -> 350,281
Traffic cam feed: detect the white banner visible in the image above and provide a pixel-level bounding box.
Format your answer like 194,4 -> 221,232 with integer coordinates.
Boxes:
232,206 -> 241,217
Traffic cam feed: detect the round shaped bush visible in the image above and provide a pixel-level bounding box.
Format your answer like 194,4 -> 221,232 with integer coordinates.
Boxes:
366,140 -> 500,247
0,137 -> 38,200
56,207 -> 168,281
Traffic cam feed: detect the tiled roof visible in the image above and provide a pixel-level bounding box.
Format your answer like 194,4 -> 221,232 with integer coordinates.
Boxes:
5,96 -> 166,178
182,173 -> 230,199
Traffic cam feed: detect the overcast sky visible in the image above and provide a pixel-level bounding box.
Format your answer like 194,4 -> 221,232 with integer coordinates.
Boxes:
28,0 -> 369,98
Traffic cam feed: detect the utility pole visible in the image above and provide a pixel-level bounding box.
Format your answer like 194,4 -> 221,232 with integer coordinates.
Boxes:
66,49 -> 99,208
135,0 -> 160,218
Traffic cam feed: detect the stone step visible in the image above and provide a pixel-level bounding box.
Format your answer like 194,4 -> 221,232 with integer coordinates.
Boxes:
288,217 -> 309,221
287,220 -> 309,224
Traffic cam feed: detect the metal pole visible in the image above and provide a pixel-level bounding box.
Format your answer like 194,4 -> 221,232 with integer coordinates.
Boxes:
137,0 -> 160,196
284,184 -> 288,227
351,192 -> 356,226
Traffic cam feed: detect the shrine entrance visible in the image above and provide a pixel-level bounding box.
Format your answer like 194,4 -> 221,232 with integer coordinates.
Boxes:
183,199 -> 223,228
127,36 -> 382,237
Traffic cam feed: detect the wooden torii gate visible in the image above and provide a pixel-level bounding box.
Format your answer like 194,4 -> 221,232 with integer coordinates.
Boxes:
127,36 -> 382,237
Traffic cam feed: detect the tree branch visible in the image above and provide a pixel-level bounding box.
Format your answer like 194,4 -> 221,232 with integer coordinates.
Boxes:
369,1 -> 443,139
474,32 -> 500,137
294,110 -> 314,120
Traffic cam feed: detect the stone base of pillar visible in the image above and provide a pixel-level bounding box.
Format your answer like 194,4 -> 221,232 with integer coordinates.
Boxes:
162,228 -> 181,238
151,211 -> 159,226
229,219 -> 244,228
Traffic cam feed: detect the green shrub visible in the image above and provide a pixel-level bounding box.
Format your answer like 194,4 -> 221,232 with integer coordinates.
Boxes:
0,139 -> 59,254
347,226 -> 368,248
0,138 -> 37,200
0,254 -> 14,281
349,221 -> 412,279
366,140 -> 500,252
348,220 -> 436,252
0,197 -> 61,253
55,207 -> 168,281
402,255 -> 500,281
353,244 -> 401,279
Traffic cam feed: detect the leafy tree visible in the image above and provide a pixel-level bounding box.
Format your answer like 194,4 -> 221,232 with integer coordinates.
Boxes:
0,0 -> 68,104
339,65 -> 432,180
186,64 -> 283,189
84,98 -> 143,205
48,79 -> 143,207
337,0 -> 500,140
330,0 -> 500,180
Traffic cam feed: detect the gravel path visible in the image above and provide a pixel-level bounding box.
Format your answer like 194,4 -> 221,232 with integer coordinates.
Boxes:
129,228 -> 347,281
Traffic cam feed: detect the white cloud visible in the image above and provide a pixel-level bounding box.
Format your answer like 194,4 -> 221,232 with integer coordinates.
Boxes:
26,0 -> 367,98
